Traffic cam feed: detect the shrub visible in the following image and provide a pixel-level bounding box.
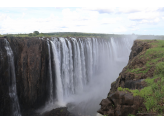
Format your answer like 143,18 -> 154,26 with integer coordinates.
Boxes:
28,33 -> 33,36
33,31 -> 39,35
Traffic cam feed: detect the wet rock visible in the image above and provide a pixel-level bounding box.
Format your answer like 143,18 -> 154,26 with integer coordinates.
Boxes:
129,41 -> 151,61
0,39 -> 13,115
42,107 -> 74,116
122,93 -> 133,105
124,79 -> 145,89
0,37 -> 51,115
121,105 -> 135,116
115,105 -> 122,116
136,113 -> 156,116
98,91 -> 144,116
106,109 -> 114,116
98,40 -> 156,116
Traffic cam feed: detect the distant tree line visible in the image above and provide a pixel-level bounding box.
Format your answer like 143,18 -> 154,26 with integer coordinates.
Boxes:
1,31 -> 164,40
28,31 -> 40,36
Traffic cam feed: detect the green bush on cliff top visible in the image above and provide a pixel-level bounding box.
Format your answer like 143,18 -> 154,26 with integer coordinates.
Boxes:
118,40 -> 164,114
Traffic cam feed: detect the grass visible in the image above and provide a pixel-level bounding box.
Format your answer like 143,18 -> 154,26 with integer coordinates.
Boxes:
0,32 -> 136,39
126,40 -> 164,76
117,40 -> 164,114
118,73 -> 164,113
128,114 -> 135,116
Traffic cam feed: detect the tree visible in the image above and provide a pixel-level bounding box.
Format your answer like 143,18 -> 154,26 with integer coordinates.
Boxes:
33,31 -> 39,35
28,33 -> 33,36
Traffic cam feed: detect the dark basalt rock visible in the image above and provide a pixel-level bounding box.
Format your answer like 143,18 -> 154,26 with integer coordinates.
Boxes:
129,41 -> 151,61
0,37 -> 53,115
98,40 -> 153,116
98,91 -> 144,116
42,107 -> 74,116
0,39 -> 12,115
124,79 -> 145,89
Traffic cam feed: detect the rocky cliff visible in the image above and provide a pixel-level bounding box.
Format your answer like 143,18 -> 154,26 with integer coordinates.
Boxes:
98,39 -> 164,116
0,37 -> 54,115
1,37 -> 155,116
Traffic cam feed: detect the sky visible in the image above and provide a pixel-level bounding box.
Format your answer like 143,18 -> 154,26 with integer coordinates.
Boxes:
0,1 -> 164,35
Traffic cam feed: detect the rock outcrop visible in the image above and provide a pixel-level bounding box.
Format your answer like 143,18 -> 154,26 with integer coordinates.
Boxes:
42,107 -> 74,116
0,38 -> 13,115
0,37 -> 53,115
97,91 -> 145,116
98,40 -> 154,116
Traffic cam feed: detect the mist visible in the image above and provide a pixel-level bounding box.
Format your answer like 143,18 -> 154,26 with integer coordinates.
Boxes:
37,36 -> 136,115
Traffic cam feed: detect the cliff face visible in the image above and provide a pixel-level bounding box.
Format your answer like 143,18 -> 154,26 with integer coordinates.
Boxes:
0,38 -> 13,115
110,40 -> 152,93
0,37 -> 140,116
0,37 -> 53,115
98,40 -> 160,116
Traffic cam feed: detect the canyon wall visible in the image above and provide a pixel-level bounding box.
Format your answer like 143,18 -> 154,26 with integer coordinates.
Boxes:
0,36 -> 135,116
97,40 -> 157,116
0,37 -> 52,115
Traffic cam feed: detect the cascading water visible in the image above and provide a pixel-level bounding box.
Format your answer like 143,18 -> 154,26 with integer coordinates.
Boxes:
50,41 -> 64,104
43,36 -> 135,115
4,39 -> 21,116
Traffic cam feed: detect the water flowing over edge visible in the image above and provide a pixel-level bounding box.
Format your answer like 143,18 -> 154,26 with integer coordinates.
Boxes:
4,39 -> 21,116
39,36 -> 135,115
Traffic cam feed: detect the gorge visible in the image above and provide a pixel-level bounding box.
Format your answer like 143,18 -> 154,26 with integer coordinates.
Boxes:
0,36 -> 136,116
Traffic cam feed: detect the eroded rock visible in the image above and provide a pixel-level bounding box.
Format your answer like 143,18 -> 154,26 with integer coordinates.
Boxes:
42,107 -> 74,116
98,91 -> 144,116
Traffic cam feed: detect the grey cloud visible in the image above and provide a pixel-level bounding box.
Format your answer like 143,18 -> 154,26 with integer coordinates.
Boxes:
130,19 -> 143,21
76,25 -> 86,27
61,26 -> 68,28
101,22 -> 111,25
96,9 -> 114,14
157,7 -> 164,12
81,19 -> 88,21
84,8 -> 114,14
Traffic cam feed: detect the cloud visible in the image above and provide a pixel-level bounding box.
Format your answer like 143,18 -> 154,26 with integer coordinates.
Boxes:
117,7 -> 145,13
128,12 -> 160,20
128,11 -> 161,25
113,26 -> 127,33
83,7 -> 115,14
0,7 -> 164,35
117,7 -> 163,14
101,17 -> 121,24
0,13 -> 10,21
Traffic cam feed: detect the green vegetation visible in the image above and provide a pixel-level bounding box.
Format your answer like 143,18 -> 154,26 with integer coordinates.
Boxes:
117,87 -> 131,92
1,33 -> 164,41
28,33 -> 33,36
128,114 -> 135,116
33,31 -> 39,35
127,40 -> 164,76
118,40 -> 164,114
0,32 -> 137,39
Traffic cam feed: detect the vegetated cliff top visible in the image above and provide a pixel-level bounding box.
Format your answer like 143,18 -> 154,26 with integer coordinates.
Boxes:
118,39 -> 164,115
98,39 -> 164,116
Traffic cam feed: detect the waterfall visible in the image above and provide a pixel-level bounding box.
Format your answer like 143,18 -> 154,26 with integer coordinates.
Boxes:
47,41 -> 53,104
45,36 -> 134,115
50,41 -> 64,104
4,39 -> 21,116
